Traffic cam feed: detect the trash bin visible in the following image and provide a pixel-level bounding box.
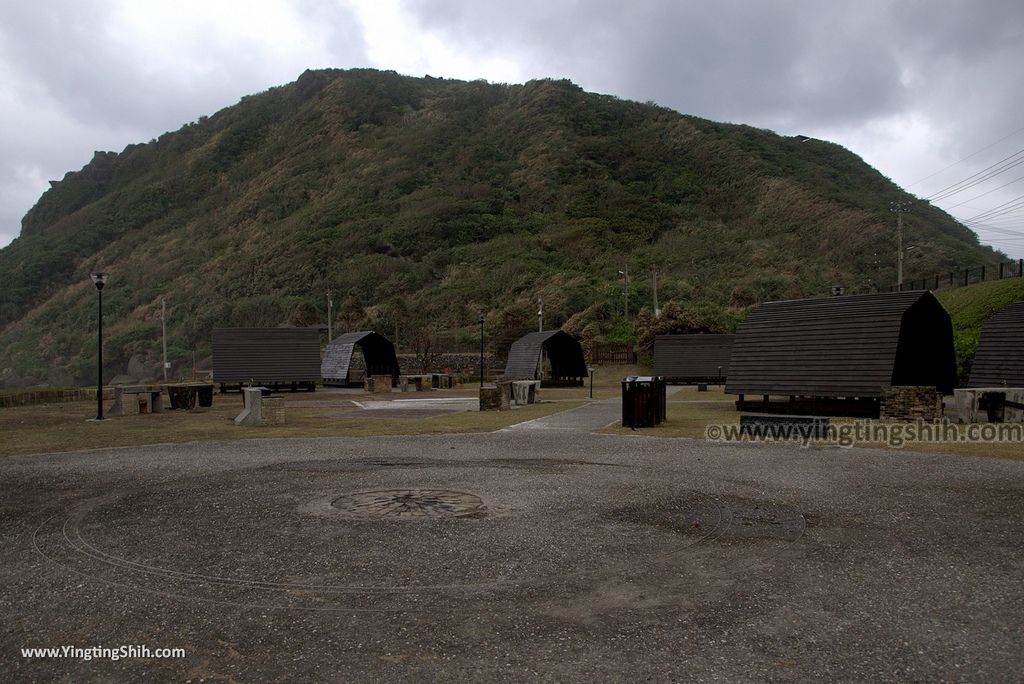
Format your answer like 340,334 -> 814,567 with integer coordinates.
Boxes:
167,384 -> 196,410
621,376 -> 667,428
980,391 -> 1006,423
196,384 -> 214,408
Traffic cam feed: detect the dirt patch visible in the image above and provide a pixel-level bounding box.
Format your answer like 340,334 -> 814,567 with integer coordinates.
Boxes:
607,493 -> 805,541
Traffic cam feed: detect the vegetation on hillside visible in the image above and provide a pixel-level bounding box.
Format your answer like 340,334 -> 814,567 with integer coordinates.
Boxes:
937,278 -> 1024,383
0,68 -> 1004,386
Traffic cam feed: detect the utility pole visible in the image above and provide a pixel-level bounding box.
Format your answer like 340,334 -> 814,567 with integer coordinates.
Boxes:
653,269 -> 660,318
326,290 -> 333,342
161,297 -> 168,382
890,200 -> 911,291
618,267 -> 630,319
537,298 -> 544,332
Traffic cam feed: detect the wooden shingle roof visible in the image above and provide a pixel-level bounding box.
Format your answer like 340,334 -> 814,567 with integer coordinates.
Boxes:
213,328 -> 321,383
654,334 -> 734,381
321,331 -> 398,381
968,300 -> 1024,387
725,291 -> 955,398
503,330 -> 587,381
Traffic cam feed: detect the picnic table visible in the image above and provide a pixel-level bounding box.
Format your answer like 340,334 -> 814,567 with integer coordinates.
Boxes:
109,385 -> 164,416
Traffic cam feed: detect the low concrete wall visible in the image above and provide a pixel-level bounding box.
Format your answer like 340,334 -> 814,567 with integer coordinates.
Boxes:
0,387 -> 115,409
954,387 -> 1024,423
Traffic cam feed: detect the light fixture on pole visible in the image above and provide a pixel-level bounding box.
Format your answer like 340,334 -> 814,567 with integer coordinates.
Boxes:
618,267 -> 630,319
89,272 -> 108,421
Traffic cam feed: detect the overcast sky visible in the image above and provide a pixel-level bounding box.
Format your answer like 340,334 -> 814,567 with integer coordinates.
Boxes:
1,0 -> 1022,257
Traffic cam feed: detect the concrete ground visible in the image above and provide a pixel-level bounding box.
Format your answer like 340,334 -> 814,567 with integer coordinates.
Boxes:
2,400 -> 1023,681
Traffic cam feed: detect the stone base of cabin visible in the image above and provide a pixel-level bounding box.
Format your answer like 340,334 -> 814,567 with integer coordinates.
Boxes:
880,385 -> 943,422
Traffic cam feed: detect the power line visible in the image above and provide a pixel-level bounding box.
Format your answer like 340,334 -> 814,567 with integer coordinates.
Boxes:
965,192 -> 1024,222
965,223 -> 1024,237
906,124 -> 1024,188
926,148 -> 1024,202
942,172 -> 1024,210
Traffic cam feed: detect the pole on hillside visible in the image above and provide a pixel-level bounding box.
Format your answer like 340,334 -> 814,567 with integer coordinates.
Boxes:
161,298 -> 168,382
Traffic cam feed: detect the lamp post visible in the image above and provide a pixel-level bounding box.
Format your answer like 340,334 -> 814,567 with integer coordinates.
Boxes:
478,311 -> 485,388
89,272 -> 108,420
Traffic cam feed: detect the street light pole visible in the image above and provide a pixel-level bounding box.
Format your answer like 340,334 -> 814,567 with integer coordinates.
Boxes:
478,311 -> 485,388
90,272 -> 108,420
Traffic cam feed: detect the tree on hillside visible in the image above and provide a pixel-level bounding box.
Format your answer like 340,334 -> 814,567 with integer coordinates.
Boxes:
288,300 -> 320,327
336,292 -> 366,331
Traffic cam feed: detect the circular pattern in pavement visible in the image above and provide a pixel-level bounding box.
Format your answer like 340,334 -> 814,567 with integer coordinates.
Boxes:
330,489 -> 486,519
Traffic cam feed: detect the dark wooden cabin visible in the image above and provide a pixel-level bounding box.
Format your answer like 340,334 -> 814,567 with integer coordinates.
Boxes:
212,327 -> 321,392
654,334 -> 734,384
504,330 -> 587,386
321,331 -> 400,387
968,300 -> 1024,388
725,291 -> 956,416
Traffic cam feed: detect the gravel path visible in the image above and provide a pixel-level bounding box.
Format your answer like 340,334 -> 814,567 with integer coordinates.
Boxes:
2,426 -> 1022,681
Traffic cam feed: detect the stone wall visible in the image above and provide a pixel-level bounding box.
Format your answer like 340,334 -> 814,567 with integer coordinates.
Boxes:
479,384 -> 509,411
880,385 -> 943,421
364,375 -> 394,393
262,397 -> 285,426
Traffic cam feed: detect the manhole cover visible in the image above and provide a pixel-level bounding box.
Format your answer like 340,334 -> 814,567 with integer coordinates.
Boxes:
717,502 -> 804,540
331,489 -> 486,519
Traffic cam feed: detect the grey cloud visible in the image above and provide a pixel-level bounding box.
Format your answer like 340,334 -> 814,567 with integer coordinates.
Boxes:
406,0 -> 910,130
0,0 -> 368,246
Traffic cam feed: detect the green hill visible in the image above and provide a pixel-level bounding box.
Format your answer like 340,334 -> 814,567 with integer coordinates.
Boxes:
0,68 -> 1005,387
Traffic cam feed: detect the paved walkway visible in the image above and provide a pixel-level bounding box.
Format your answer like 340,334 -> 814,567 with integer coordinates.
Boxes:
501,386 -> 683,432
5,429 -> 1023,681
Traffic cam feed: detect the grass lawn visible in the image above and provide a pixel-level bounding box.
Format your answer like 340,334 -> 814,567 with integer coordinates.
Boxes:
0,388 -> 582,458
0,365 -> 652,458
603,385 -> 1024,460
0,366 -> 648,458
6,368 -> 1019,461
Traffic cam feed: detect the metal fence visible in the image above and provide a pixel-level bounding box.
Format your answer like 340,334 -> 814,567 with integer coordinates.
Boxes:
587,342 -> 637,365
883,258 -> 1023,293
